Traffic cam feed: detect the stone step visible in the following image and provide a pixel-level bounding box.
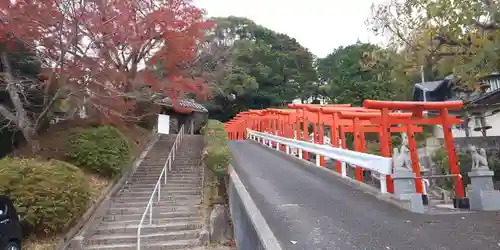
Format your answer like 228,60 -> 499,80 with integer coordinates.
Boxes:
130,176 -> 201,181
113,194 -> 201,203
132,168 -> 168,172
142,157 -> 169,161
107,205 -> 201,215
87,230 -> 200,246
127,177 -> 203,185
120,184 -> 201,192
111,199 -> 200,208
134,165 -> 201,174
102,211 -> 199,222
168,171 -> 201,174
120,185 -> 201,192
121,183 -> 158,189
139,163 -> 167,167
85,239 -> 196,250
94,221 -> 202,234
100,216 -> 201,228
167,173 -> 201,177
130,180 -> 201,185
118,189 -> 201,196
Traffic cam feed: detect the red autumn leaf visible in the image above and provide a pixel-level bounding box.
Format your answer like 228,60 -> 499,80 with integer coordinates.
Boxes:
0,0 -> 213,124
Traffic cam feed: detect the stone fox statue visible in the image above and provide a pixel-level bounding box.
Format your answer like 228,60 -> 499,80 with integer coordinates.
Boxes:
393,146 -> 412,170
392,133 -> 412,171
469,145 -> 489,169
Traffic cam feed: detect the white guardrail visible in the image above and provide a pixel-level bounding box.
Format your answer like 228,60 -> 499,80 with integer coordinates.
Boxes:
136,125 -> 185,249
246,129 -> 392,193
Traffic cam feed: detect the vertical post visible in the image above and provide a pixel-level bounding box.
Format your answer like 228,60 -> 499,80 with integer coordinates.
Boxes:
353,117 -> 364,182
379,108 -> 394,193
284,114 -> 290,153
137,233 -> 141,250
255,115 -> 262,132
318,112 -> 325,167
271,114 -> 276,148
339,128 -> 347,177
406,123 -> 423,194
312,112 -> 319,167
303,109 -> 309,160
341,162 -> 347,177
440,108 -> 465,199
359,131 -> 367,180
190,119 -> 194,135
340,127 -> 347,149
296,111 -> 302,157
314,114 -> 320,166
331,113 -> 341,173
379,174 -> 388,193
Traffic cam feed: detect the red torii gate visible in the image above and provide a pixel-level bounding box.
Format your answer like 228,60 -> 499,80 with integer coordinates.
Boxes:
363,100 -> 465,200
288,104 -> 353,161
224,100 -> 465,202
338,111 -> 423,192
287,105 -> 422,170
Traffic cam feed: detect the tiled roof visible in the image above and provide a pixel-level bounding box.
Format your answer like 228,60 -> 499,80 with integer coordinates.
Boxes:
414,80 -> 444,92
159,97 -> 208,113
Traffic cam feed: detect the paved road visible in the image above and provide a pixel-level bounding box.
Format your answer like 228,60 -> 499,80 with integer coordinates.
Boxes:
229,140 -> 500,250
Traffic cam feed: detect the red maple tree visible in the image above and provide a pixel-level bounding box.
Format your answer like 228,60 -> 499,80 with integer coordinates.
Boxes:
0,0 -> 213,125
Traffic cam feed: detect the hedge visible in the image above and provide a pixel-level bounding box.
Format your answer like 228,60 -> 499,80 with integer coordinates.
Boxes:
0,158 -> 92,236
64,125 -> 131,178
202,120 -> 231,177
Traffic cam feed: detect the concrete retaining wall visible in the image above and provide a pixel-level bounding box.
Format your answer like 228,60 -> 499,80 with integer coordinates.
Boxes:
227,166 -> 283,250
228,179 -> 265,250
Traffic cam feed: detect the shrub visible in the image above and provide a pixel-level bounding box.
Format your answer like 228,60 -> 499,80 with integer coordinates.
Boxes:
202,120 -> 230,177
0,158 -> 92,236
432,148 -> 472,189
65,125 -> 131,178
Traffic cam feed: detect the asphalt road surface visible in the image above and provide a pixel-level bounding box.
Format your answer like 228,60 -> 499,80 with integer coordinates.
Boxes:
229,140 -> 500,250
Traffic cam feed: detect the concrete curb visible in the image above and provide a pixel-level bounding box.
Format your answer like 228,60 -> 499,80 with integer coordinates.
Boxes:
228,164 -> 283,250
247,140 -> 419,213
56,132 -> 160,250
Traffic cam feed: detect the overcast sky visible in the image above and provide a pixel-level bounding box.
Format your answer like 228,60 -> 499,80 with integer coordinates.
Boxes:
194,0 -> 386,58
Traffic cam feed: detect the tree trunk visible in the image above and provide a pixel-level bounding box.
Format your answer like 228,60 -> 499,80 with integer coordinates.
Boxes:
21,126 -> 40,153
1,52 -> 40,154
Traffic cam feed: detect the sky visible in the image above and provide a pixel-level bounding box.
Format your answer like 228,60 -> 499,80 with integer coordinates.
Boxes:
194,0 -> 386,58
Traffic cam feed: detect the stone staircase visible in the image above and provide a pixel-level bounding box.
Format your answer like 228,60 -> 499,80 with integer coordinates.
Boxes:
83,134 -> 205,249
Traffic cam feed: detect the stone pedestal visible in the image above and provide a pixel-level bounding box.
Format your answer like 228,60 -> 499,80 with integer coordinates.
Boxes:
392,169 -> 424,213
468,167 -> 500,211
392,170 -> 417,200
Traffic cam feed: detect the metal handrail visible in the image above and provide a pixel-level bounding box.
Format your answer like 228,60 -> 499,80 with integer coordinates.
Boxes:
247,129 -> 392,193
136,125 -> 185,250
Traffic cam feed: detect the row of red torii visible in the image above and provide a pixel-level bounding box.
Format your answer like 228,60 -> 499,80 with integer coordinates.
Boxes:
223,100 -> 465,199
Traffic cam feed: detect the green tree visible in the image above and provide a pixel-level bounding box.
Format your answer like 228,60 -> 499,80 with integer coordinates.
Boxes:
202,17 -> 318,121
317,43 -> 398,106
369,0 -> 500,137
369,0 -> 500,93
